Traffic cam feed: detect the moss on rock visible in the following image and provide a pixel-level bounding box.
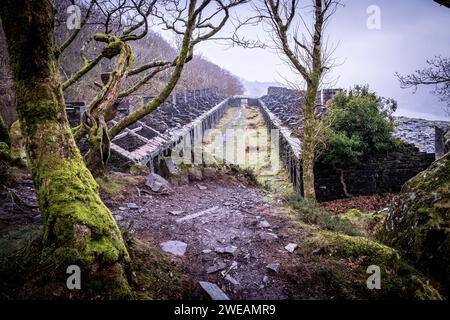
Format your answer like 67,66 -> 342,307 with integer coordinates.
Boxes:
378,152 -> 450,294
303,228 -> 443,299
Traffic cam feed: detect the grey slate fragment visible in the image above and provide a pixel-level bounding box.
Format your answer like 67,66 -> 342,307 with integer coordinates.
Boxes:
199,281 -> 230,300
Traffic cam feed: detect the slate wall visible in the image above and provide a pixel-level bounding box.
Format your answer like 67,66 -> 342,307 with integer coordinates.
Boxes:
257,97 -> 436,201
314,152 -> 435,201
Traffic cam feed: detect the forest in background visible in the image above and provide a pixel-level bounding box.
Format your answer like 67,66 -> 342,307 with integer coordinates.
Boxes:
0,0 -> 244,127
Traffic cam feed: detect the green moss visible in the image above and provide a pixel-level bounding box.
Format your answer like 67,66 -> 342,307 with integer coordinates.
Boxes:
314,230 -> 401,265
285,194 -> 363,236
262,195 -> 276,204
32,148 -> 131,295
126,238 -> 191,300
0,141 -> 10,159
401,151 -> 450,194
411,276 -> 443,300
343,208 -> 362,218
96,176 -> 121,197
0,224 -> 193,299
178,162 -> 190,173
379,153 -> 450,294
302,228 -> 443,299
129,163 -> 150,176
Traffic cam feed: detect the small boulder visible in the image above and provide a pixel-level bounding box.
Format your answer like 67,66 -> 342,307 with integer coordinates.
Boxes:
203,167 -> 218,179
379,152 -> 450,289
215,245 -> 238,254
207,261 -> 227,274
160,240 -> 187,257
224,274 -> 240,286
145,173 -> 174,194
285,243 -> 298,253
266,263 -> 280,273
188,167 -> 203,181
168,210 -> 183,216
127,202 -> 139,210
159,158 -> 188,186
199,281 -> 230,300
258,220 -> 271,228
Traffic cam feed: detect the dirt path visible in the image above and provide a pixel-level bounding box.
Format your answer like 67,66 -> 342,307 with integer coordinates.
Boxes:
109,104 -> 300,299
0,104 -> 442,301
110,176 -> 300,299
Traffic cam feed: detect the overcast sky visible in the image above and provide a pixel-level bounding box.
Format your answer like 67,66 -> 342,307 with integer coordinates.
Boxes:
191,0 -> 450,120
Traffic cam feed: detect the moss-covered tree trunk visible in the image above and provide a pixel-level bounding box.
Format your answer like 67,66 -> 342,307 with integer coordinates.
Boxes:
0,0 -> 131,298
300,0 -> 323,201
302,81 -> 319,200
107,2 -> 196,140
79,36 -> 133,176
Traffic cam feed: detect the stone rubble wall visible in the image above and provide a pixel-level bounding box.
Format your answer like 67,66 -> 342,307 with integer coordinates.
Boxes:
146,98 -> 231,172
256,98 -> 303,194
66,88 -> 229,170
109,89 -> 230,168
394,116 -> 450,154
435,124 -> 450,159
313,152 -> 435,201
257,88 -> 438,201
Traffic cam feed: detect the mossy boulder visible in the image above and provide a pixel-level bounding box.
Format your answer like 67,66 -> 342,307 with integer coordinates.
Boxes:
379,152 -> 450,293
304,229 -> 442,299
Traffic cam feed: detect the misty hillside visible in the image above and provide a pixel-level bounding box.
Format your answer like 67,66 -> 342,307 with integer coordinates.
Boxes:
59,29 -> 244,105
0,19 -> 244,127
240,78 -> 285,97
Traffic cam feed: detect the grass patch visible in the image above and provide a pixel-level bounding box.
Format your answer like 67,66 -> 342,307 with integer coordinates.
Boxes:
304,227 -> 442,299
96,173 -> 144,199
280,217 -> 443,300
124,237 -> 193,300
227,164 -> 260,186
284,193 -> 363,236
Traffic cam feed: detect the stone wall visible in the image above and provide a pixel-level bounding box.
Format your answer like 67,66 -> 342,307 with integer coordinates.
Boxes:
110,90 -> 228,165
146,98 -> 231,172
65,101 -> 86,127
435,125 -> 450,159
314,152 -> 435,201
258,99 -> 303,194
257,89 -> 438,201
394,116 -> 450,154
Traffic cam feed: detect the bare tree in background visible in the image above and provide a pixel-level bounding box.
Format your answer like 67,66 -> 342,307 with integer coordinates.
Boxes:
396,56 -> 450,114
256,0 -> 340,200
